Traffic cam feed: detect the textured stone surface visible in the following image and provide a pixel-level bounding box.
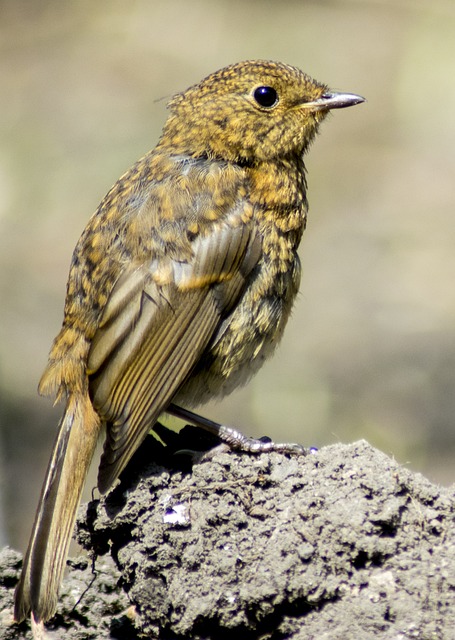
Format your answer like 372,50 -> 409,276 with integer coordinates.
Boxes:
3,433 -> 454,639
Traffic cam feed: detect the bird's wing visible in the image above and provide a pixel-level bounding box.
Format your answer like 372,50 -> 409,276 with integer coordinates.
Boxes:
87,218 -> 261,493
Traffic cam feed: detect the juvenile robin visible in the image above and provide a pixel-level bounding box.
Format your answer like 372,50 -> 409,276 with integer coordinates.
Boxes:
14,60 -> 364,634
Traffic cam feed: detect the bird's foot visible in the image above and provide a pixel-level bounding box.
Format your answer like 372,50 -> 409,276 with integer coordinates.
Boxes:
167,403 -> 307,456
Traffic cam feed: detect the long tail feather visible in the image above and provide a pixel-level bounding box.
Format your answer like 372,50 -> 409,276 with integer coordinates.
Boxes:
14,394 -> 100,624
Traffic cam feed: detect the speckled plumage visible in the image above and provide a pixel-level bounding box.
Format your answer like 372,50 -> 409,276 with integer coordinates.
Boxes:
14,60 -> 364,632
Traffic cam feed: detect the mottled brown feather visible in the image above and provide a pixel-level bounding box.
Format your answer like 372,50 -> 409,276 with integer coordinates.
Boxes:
88,219 -> 261,492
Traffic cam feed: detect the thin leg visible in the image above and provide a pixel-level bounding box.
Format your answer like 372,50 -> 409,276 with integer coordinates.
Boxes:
167,404 -> 307,455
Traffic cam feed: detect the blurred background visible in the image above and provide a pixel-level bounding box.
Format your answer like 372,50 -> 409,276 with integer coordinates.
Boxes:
1,0 -> 454,551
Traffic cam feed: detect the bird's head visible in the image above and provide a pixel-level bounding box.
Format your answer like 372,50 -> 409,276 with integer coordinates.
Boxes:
161,60 -> 364,164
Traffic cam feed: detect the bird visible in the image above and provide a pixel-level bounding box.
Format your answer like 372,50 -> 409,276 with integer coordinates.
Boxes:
14,59 -> 364,635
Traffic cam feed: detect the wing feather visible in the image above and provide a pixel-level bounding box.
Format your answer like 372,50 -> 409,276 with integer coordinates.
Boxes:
87,219 -> 261,493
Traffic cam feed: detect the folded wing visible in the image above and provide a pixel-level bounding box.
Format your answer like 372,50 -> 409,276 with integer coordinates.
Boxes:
87,218 -> 261,493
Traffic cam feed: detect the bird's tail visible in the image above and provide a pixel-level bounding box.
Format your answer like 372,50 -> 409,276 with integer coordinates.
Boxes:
14,393 -> 100,625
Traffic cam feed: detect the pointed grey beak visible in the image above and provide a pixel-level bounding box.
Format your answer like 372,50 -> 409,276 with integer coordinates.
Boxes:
303,92 -> 366,110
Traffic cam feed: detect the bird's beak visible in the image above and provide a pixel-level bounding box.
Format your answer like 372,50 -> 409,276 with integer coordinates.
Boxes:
303,92 -> 366,111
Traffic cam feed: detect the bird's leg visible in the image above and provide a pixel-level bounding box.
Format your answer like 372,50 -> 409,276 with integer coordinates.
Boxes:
167,404 -> 307,455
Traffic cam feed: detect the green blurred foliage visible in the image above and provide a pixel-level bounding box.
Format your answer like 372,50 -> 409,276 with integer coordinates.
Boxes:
1,0 -> 454,548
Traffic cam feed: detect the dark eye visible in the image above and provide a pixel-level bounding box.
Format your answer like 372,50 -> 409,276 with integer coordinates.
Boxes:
253,86 -> 278,108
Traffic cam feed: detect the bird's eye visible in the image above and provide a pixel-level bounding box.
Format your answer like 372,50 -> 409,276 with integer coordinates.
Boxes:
253,86 -> 278,108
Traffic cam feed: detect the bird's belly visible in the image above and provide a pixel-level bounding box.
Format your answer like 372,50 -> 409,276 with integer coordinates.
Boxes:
174,258 -> 301,407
